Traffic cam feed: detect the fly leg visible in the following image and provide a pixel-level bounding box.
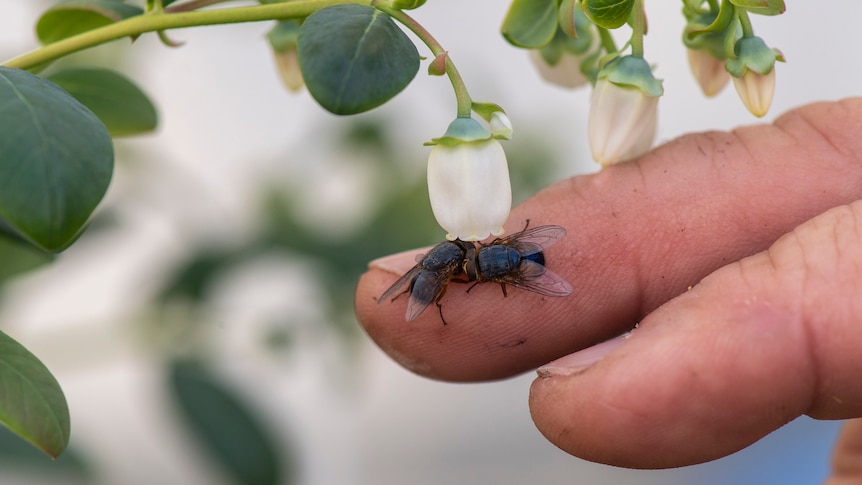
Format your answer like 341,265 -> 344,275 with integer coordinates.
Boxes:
434,285 -> 449,326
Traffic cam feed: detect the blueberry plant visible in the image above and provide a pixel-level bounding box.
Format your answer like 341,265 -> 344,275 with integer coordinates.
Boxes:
0,0 -> 783,459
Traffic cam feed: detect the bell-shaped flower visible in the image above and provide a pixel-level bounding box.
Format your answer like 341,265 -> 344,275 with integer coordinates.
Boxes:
687,48 -> 730,97
726,36 -> 783,117
588,56 -> 663,166
427,118 -> 511,241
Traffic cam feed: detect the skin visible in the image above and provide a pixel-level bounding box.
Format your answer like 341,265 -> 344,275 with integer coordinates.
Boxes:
354,98 -> 862,477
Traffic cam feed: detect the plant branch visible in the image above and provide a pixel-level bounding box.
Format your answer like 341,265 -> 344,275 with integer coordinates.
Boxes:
3,0 -> 372,70
377,5 -> 473,118
165,0 -> 238,13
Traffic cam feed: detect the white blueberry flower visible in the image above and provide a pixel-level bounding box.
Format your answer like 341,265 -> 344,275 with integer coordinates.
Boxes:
427,118 -> 511,241
588,56 -> 663,166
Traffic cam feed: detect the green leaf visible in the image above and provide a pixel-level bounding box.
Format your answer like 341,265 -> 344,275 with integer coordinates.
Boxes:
730,0 -> 785,15
582,0 -> 636,29
0,67 -> 114,253
47,68 -> 158,137
0,235 -> 53,283
501,0 -> 558,48
0,330 -> 70,459
169,360 -> 287,485
298,5 -> 419,115
36,0 -> 144,45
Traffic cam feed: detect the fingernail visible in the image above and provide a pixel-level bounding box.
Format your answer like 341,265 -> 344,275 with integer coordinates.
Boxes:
369,247 -> 425,274
537,332 -> 631,378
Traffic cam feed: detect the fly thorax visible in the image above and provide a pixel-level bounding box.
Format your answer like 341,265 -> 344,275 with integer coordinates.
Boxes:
477,245 -> 521,279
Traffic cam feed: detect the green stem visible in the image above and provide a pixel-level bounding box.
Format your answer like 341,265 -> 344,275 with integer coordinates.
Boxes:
629,0 -> 646,58
736,8 -> 754,37
597,28 -> 618,55
3,0 -> 372,70
377,5 -> 472,118
165,0 -> 238,13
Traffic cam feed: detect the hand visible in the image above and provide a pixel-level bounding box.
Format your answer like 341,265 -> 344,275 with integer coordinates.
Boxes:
354,98 -> 862,477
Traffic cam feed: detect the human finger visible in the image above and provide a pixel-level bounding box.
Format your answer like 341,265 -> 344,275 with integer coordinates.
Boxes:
825,418 -> 862,485
355,98 -> 862,382
529,201 -> 862,468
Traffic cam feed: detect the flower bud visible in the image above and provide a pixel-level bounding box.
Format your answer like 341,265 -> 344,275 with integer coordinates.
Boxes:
529,9 -> 596,90
489,111 -> 513,140
588,56 -> 662,166
530,49 -> 590,89
427,118 -> 511,241
732,68 -> 775,118
267,20 -> 304,92
687,48 -> 730,97
725,36 -> 783,117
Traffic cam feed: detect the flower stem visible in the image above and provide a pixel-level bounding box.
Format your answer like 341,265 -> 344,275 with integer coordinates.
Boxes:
3,0 -> 372,70
377,5 -> 472,118
736,8 -> 754,38
597,28 -> 618,55
629,0 -> 646,58
165,0 -> 238,13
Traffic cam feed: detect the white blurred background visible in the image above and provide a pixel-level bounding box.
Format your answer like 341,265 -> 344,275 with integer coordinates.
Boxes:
0,1 -> 858,484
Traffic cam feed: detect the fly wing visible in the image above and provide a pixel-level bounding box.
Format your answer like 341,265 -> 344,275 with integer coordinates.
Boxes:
503,259 -> 572,297
500,225 -> 567,257
404,270 -> 450,321
378,265 -> 423,304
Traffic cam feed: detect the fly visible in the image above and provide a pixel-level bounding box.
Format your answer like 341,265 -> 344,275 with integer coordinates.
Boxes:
378,222 -> 572,324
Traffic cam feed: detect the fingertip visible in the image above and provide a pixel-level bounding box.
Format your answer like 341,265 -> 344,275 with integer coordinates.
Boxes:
528,270 -> 814,468
368,247 -> 424,275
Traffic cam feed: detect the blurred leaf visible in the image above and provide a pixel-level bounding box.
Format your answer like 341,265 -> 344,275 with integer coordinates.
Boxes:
582,0 -> 635,29
501,0 -> 558,48
0,426 -> 90,480
169,360 -> 288,485
298,5 -> 419,115
0,330 -> 70,459
157,249 -> 240,304
36,0 -> 144,45
0,67 -> 113,253
730,0 -> 785,15
0,235 -> 54,283
47,68 -> 158,137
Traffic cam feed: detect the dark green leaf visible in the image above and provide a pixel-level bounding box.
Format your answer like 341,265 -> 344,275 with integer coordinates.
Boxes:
582,0 -> 636,29
298,5 -> 419,115
47,68 -> 158,137
0,235 -> 53,283
500,0 -> 558,48
730,0 -> 785,15
0,67 -> 114,252
0,330 -> 70,459
36,0 -> 144,45
169,360 -> 286,485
